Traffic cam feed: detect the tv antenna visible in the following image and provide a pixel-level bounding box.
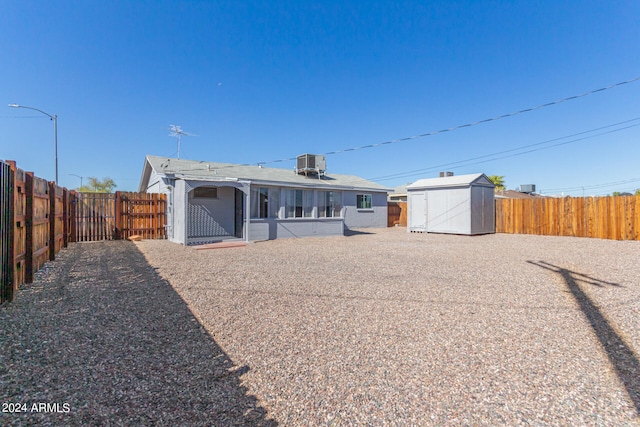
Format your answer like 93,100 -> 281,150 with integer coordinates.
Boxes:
168,124 -> 197,159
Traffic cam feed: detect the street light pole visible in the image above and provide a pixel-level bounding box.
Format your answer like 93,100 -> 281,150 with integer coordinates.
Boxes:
8,104 -> 58,185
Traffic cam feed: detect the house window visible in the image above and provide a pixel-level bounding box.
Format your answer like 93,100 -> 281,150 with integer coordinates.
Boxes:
285,189 -> 312,218
318,191 -> 342,218
251,187 -> 280,218
193,186 -> 218,198
357,194 -> 372,209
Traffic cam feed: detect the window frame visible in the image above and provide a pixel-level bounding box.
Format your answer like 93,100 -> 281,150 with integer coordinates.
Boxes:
251,186 -> 280,219
285,189 -> 312,218
318,190 -> 342,218
356,193 -> 372,210
192,186 -> 218,199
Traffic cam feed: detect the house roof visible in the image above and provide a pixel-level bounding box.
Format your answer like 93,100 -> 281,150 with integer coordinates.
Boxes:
390,184 -> 409,195
139,155 -> 391,192
406,173 -> 494,190
495,190 -> 543,199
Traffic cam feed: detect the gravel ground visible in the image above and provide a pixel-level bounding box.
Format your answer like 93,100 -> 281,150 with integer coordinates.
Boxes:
1,229 -> 639,426
0,241 -> 276,426
137,228 -> 640,426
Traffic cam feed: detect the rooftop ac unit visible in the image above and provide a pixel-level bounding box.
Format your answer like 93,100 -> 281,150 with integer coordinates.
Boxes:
296,154 -> 326,176
518,184 -> 536,193
439,171 -> 454,177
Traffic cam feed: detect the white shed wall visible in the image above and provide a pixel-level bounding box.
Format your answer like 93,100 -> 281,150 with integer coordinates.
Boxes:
427,188 -> 471,234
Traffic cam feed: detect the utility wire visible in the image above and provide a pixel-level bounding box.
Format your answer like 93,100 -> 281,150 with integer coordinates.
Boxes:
160,119 -> 640,191
0,115 -> 49,119
540,177 -> 640,193
369,118 -> 640,182
254,76 -> 640,166
391,123 -> 640,183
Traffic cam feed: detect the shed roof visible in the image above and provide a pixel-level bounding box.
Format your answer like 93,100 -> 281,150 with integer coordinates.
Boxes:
406,173 -> 494,190
139,155 -> 390,192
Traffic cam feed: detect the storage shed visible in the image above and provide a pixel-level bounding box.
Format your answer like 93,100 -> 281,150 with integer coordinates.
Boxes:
406,173 -> 495,235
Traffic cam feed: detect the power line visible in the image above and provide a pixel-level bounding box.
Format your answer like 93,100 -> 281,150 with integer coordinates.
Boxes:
1,115 -> 49,119
368,118 -> 640,182
159,119 -> 640,190
540,177 -> 640,193
254,76 -> 640,166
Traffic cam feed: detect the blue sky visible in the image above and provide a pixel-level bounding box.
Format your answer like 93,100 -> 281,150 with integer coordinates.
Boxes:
1,1 -> 639,195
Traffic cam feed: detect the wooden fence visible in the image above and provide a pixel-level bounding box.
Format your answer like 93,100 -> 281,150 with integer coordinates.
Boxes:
0,159 -> 166,303
69,192 -> 167,241
496,196 -> 640,240
1,161 -> 14,303
388,201 -> 407,227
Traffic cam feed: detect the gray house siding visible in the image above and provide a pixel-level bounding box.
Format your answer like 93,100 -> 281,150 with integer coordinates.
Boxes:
342,191 -> 388,229
172,179 -> 187,244
249,218 -> 343,241
187,186 -> 236,242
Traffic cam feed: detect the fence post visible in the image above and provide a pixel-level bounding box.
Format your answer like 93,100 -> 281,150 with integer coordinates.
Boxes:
68,191 -> 76,243
1,161 -> 15,303
114,191 -> 122,240
62,188 -> 68,248
24,172 -> 34,284
48,181 -> 56,261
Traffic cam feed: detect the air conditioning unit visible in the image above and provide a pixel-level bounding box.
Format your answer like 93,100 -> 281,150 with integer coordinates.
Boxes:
518,184 -> 536,193
296,154 -> 326,176
439,171 -> 454,177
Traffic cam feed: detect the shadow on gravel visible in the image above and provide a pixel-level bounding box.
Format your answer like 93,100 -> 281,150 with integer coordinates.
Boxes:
0,241 -> 277,426
343,228 -> 376,236
528,260 -> 640,415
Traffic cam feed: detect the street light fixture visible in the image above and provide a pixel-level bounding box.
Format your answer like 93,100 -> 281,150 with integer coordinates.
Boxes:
8,103 -> 58,185
69,174 -> 83,188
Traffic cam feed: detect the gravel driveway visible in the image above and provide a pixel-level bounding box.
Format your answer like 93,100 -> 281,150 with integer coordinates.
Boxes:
2,228 -> 639,425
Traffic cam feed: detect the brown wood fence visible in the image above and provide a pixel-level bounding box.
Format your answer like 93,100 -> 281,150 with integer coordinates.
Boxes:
69,192 -> 167,241
388,201 -> 407,227
496,196 -> 640,240
1,159 -> 166,303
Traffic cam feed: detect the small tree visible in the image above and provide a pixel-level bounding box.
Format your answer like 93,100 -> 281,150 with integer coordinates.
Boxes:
77,177 -> 117,193
612,191 -> 621,196
636,189 -> 640,196
488,175 -> 506,191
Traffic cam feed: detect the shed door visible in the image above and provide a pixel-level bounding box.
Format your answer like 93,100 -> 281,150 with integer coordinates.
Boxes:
409,192 -> 427,230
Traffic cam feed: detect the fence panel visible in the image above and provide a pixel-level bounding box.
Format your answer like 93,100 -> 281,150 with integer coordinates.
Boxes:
387,201 -> 407,227
73,193 -> 116,242
496,196 -> 640,241
116,192 -> 166,239
1,161 -> 14,304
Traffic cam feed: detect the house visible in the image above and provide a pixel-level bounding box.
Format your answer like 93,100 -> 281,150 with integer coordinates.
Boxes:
138,154 -> 390,245
494,189 -> 542,199
406,173 -> 495,235
388,184 -> 408,202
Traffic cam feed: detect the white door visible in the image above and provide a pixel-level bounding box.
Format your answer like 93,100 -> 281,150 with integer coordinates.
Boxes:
409,191 -> 427,231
